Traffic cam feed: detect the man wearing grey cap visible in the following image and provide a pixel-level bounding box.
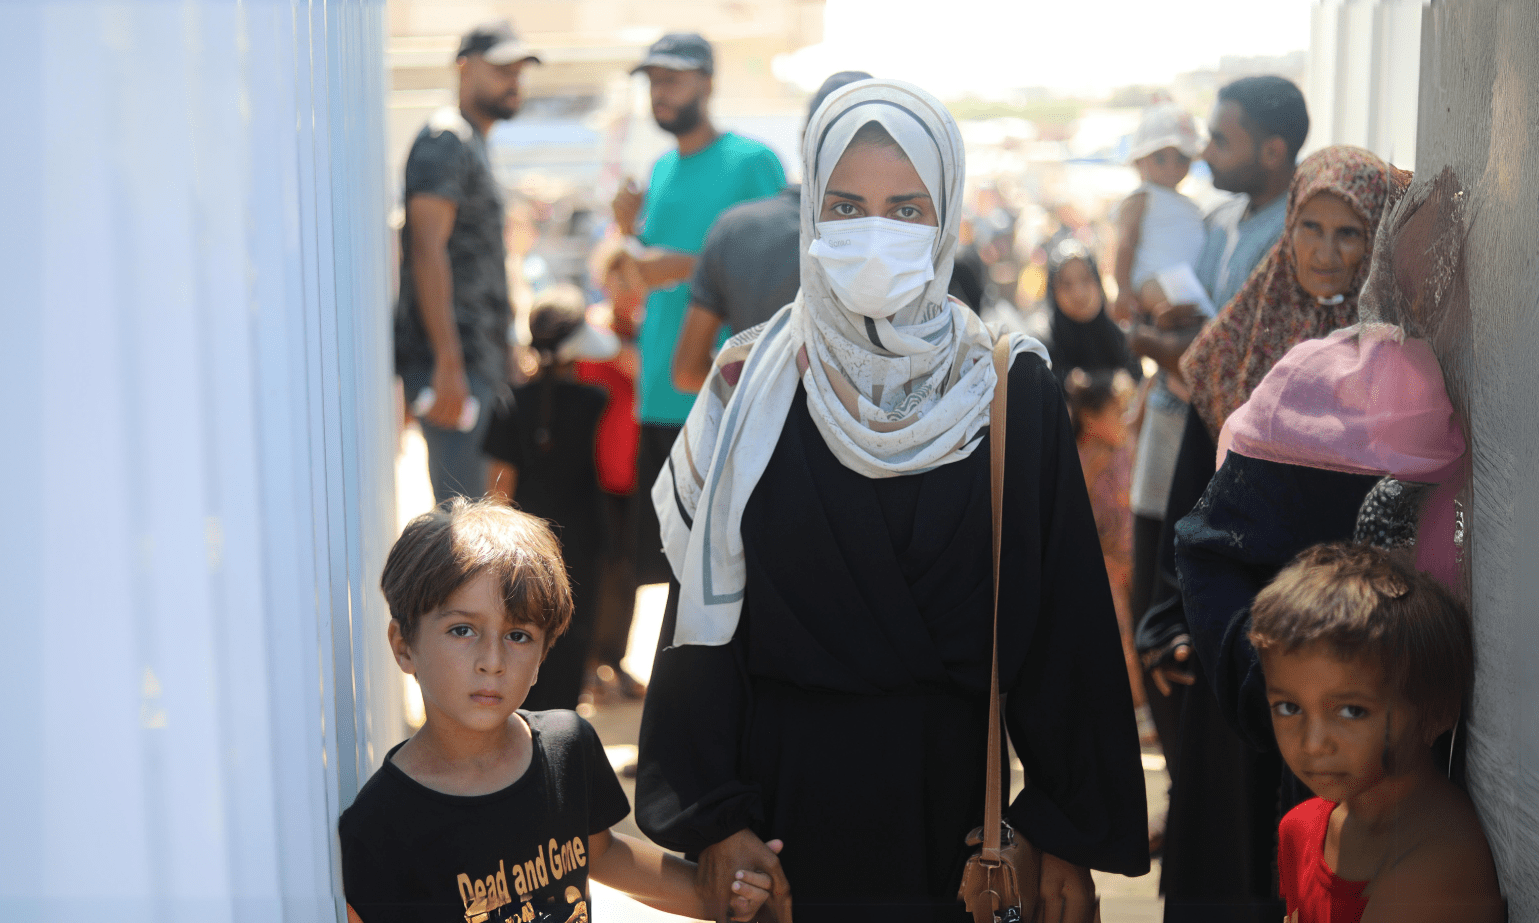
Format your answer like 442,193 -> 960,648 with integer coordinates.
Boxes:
394,20 -> 539,503
671,70 -> 873,393
607,32 -> 786,586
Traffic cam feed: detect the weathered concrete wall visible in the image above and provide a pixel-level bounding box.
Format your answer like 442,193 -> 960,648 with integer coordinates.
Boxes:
1416,1 -> 1539,915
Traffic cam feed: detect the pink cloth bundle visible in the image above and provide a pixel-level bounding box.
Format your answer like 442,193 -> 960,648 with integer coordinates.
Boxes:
1218,323 -> 1466,587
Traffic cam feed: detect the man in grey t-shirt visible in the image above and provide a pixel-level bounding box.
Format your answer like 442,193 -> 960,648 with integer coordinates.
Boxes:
395,21 -> 538,503
670,71 -> 871,392
682,186 -> 800,334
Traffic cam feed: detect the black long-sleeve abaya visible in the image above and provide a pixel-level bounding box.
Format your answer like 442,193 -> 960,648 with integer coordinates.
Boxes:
1158,441 -> 1378,923
636,354 -> 1148,923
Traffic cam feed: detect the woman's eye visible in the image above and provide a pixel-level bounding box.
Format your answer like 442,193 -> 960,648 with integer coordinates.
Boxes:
1336,704 -> 1368,719
831,201 -> 858,217
894,205 -> 921,221
1271,701 -> 1301,718
448,625 -> 474,638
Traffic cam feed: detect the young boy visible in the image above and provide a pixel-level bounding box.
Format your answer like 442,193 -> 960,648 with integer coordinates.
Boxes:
1250,543 -> 1504,923
341,499 -> 778,923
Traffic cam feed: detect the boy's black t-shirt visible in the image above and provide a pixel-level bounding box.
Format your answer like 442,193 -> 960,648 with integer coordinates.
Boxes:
340,711 -> 630,923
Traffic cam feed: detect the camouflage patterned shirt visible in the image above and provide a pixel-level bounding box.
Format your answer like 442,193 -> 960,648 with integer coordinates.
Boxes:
394,107 -> 510,388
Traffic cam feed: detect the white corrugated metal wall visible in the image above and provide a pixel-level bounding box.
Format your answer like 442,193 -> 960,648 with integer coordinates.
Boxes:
0,1 -> 401,920
1305,0 -> 1425,169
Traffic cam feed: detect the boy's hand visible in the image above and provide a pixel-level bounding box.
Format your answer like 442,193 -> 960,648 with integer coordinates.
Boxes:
697,830 -> 791,923
727,862 -> 779,922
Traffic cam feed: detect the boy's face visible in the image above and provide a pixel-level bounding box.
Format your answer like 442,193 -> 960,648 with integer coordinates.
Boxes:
389,572 -> 545,734
1262,643 -> 1425,805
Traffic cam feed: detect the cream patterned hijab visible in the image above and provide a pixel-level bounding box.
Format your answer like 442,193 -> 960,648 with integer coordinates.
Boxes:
653,78 -> 1046,646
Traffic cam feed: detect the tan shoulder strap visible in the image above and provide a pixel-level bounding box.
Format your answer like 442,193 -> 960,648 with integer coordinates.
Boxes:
983,336 -> 1010,860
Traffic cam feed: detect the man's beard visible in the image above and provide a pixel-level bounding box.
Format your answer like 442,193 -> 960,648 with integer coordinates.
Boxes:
655,96 -> 703,136
1210,158 -> 1264,196
485,96 -> 519,121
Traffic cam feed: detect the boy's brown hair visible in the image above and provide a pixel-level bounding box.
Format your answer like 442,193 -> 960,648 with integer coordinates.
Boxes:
381,498 -> 572,650
1250,542 -> 1472,734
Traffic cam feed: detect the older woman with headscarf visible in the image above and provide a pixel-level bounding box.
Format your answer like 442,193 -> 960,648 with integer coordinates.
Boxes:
1141,146 -> 1412,923
1140,146 -> 1413,676
636,79 -> 1148,923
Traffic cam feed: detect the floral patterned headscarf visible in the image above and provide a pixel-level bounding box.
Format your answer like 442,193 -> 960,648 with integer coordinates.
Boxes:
1181,146 -> 1412,440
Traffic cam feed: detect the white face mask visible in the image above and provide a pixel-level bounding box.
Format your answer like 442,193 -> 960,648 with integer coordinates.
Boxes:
808,217 -> 938,319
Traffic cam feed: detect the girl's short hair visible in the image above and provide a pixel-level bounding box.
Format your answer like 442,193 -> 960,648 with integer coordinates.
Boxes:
380,498 -> 572,649
1250,542 -> 1472,733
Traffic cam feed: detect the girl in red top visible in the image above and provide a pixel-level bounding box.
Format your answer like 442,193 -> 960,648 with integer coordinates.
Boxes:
1250,544 -> 1503,923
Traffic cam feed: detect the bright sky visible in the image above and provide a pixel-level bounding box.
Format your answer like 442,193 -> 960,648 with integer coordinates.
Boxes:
775,0 -> 1315,98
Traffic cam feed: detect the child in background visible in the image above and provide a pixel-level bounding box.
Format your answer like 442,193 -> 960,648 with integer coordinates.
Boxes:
1251,543 -> 1503,923
1063,367 -> 1145,710
1036,240 -> 1143,387
483,286 -> 618,711
341,500 -> 778,923
574,258 -> 649,703
1112,102 -> 1206,323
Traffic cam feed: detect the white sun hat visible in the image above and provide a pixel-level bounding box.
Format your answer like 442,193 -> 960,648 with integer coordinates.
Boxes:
1128,102 -> 1203,163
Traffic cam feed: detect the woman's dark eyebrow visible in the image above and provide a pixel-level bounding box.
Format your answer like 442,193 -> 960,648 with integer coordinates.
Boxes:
825,189 -> 864,202
887,192 -> 932,204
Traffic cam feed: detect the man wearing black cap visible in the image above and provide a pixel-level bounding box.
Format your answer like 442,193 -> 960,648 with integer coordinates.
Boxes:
671,71 -> 873,392
394,20 -> 539,503
608,32 -> 786,586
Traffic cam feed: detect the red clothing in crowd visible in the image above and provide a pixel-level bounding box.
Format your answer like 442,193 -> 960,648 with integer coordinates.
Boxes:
575,356 -> 639,495
1278,797 -> 1370,923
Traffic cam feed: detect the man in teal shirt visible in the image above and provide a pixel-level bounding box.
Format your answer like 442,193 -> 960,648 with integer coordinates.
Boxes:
610,32 -> 785,583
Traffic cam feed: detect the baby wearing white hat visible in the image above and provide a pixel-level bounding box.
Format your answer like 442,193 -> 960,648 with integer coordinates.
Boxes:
1111,102 -> 1208,324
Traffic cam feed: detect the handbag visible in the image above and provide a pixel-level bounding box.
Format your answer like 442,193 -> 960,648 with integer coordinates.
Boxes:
957,336 -> 1043,923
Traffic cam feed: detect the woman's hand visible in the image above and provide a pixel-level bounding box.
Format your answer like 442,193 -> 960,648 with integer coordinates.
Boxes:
696,829 -> 791,923
1035,852 -> 1098,923
1142,634 -> 1197,697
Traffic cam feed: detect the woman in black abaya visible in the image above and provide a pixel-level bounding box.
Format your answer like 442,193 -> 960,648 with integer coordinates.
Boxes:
636,79 -> 1147,923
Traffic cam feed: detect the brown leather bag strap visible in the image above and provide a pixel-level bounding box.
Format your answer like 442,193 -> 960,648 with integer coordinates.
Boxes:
983,336 -> 1010,861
